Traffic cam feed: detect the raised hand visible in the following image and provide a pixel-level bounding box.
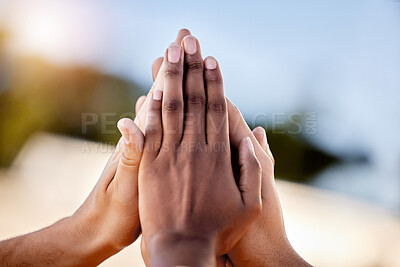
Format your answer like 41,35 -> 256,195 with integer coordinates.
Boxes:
224,101 -> 311,267
149,31 -> 310,267
66,116 -> 144,265
138,40 -> 262,266
0,111 -> 144,266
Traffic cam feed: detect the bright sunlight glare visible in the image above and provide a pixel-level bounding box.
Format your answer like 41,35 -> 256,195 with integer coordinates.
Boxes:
18,13 -> 68,55
8,2 -> 73,61
5,0 -> 106,65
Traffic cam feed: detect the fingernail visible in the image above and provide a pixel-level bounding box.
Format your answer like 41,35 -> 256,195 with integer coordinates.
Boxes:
245,137 -> 255,155
168,44 -> 181,63
153,89 -> 163,101
183,36 -> 197,55
205,57 -> 217,69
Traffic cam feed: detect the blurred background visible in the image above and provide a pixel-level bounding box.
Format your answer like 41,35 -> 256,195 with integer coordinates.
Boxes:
0,0 -> 399,266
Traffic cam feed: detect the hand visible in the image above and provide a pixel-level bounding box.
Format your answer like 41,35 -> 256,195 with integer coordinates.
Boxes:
0,101 -> 145,266
225,102 -> 311,266
149,32 -> 310,267
70,30 -> 190,259
138,40 -> 262,266
68,114 -> 144,264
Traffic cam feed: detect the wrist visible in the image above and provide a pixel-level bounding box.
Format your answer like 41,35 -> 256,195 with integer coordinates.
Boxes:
63,214 -> 120,266
148,232 -> 216,267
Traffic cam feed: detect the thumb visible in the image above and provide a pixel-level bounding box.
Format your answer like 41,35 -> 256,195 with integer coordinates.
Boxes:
252,126 -> 275,166
238,137 -> 262,213
115,118 -> 144,179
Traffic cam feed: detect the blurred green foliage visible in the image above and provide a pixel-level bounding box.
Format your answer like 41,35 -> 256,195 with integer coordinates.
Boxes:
0,30 -> 144,166
0,29 -> 337,181
262,128 -> 336,182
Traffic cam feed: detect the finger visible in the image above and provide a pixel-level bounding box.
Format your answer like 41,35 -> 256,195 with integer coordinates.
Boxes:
97,139 -> 121,191
204,56 -> 228,144
182,35 -> 206,142
228,99 -> 274,166
228,99 -> 275,206
175,28 -> 191,44
253,127 -> 275,165
162,43 -> 184,144
152,57 -> 164,81
238,137 -> 262,214
135,95 -> 146,115
136,29 -> 191,132
150,29 -> 191,84
114,118 -> 144,185
145,90 -> 163,157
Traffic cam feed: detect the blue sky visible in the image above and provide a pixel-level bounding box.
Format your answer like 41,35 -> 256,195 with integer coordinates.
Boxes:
1,0 -> 399,153
1,0 -> 400,208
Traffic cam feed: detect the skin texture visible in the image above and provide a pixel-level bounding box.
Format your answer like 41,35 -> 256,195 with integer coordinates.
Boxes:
0,29 -> 194,267
0,114 -> 144,266
138,42 -> 262,266
148,29 -> 311,267
0,29 -> 310,266
0,29 -> 189,267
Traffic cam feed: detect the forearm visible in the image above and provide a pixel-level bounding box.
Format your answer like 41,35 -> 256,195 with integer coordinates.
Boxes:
148,233 -> 217,267
0,216 -> 118,267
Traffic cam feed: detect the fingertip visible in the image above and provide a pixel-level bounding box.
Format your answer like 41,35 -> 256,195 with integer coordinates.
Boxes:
118,118 -> 143,144
180,28 -> 191,34
252,126 -> 266,142
182,35 -> 199,55
152,57 -> 164,81
117,118 -> 129,140
204,57 -> 223,88
204,56 -> 217,70
253,126 -> 265,136
167,43 -> 182,63
135,95 -> 146,114
175,28 -> 191,44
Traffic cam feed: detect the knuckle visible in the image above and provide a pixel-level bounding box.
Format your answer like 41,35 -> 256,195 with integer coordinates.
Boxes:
187,94 -> 206,106
164,99 -> 183,112
207,99 -> 226,113
120,149 -> 140,168
185,59 -> 203,72
145,125 -> 160,136
164,66 -> 183,79
206,72 -> 223,84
